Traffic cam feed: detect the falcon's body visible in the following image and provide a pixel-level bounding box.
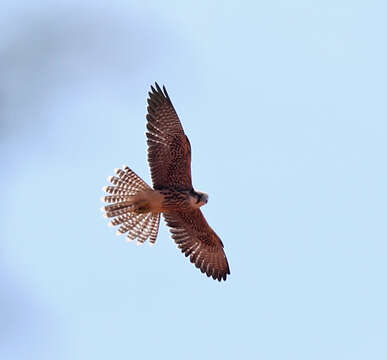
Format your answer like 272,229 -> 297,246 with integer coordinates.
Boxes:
130,188 -> 207,214
101,83 -> 230,281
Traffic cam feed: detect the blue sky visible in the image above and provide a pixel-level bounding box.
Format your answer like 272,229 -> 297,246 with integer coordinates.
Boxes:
1,1 -> 386,359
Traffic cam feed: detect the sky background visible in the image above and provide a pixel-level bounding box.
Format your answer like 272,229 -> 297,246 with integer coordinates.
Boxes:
1,1 -> 386,359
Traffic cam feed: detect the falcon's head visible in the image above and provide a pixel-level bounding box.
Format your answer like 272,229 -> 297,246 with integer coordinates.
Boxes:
192,190 -> 208,208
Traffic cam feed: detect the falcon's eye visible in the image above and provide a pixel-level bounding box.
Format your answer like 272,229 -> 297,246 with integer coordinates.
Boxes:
196,194 -> 202,204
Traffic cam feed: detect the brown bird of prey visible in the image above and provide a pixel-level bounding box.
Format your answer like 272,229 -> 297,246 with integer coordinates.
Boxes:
101,83 -> 230,281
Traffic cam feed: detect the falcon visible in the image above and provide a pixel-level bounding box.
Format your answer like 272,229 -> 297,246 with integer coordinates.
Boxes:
101,83 -> 230,281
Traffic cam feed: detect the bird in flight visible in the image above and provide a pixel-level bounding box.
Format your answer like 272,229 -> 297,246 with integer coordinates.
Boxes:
101,83 -> 230,281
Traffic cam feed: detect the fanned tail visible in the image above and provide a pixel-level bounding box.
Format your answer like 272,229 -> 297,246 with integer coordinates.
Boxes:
101,165 -> 161,245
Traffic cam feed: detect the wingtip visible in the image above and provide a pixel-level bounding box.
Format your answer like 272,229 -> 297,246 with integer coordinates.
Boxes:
162,85 -> 169,99
102,186 -> 108,192
107,176 -> 113,183
155,82 -> 163,94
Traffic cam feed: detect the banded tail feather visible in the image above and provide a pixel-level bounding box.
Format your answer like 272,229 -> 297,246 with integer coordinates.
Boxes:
101,165 -> 161,245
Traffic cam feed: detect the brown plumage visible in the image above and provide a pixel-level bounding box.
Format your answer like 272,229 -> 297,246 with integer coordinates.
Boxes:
101,83 -> 230,281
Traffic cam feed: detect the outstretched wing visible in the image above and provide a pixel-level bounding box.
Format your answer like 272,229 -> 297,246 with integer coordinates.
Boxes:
146,83 -> 192,191
163,209 -> 230,281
